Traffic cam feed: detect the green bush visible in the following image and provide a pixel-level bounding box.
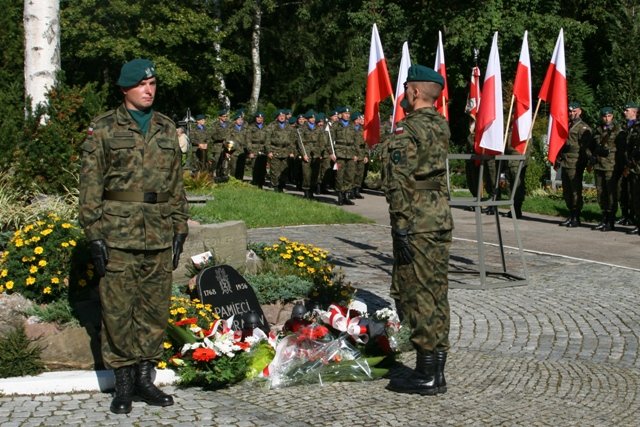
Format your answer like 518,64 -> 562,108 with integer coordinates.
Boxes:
0,212 -> 97,304
0,325 -> 45,378
245,272 -> 314,305
24,299 -> 80,326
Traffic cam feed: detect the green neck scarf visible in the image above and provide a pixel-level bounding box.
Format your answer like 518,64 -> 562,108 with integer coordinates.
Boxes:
128,108 -> 154,135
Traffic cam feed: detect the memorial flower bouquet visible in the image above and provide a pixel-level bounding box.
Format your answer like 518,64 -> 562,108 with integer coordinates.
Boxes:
163,296 -> 261,388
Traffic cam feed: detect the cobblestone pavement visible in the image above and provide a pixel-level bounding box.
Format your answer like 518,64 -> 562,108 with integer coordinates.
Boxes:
2,223 -> 640,426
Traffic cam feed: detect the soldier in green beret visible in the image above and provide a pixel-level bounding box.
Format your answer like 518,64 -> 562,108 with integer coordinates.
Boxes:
329,106 -> 359,205
79,59 -> 189,413
217,110 -> 247,182
209,109 -> 230,179
249,111 -> 268,189
617,103 -> 638,228
556,102 -> 592,227
266,109 -> 295,192
351,112 -> 368,199
590,107 -> 623,231
383,64 -> 453,396
623,102 -> 640,234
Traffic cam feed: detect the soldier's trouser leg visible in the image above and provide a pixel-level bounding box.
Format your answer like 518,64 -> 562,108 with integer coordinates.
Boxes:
393,231 -> 451,352
252,154 -> 267,187
100,247 -> 172,369
561,167 -> 582,213
301,158 -> 313,190
618,175 -> 630,218
354,162 -> 365,191
629,173 -> 640,224
334,160 -> 348,192
269,157 -> 288,189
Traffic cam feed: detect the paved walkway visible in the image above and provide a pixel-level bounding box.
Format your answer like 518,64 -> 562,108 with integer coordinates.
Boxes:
2,190 -> 640,426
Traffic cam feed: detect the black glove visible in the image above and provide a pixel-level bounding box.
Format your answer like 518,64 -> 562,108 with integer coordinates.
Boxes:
89,239 -> 109,277
392,229 -> 414,265
596,145 -> 610,157
172,234 -> 188,270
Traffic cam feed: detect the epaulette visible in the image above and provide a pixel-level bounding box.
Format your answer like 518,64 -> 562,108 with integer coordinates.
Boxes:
92,109 -> 116,123
154,111 -> 176,126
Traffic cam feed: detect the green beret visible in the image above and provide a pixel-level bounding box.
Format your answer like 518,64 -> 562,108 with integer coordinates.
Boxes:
337,106 -> 351,114
624,102 -> 639,110
316,112 -> 326,122
276,108 -> 287,116
329,109 -> 339,117
284,108 -> 292,114
288,117 -> 297,124
304,109 -> 316,119
232,111 -> 243,121
568,102 -> 581,110
352,112 -> 363,120
117,59 -> 156,87
255,111 -> 265,118
195,114 -> 206,120
600,107 -> 613,115
218,109 -> 229,117
406,64 -> 444,87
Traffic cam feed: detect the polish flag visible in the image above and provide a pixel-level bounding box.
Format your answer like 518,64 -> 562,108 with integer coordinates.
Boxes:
364,23 -> 393,147
391,41 -> 411,130
511,31 -> 532,154
433,31 -> 449,120
538,29 -> 568,164
474,32 -> 504,154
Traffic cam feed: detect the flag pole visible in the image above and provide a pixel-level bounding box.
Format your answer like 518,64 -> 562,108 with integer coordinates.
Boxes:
522,98 -> 543,154
502,94 -> 515,151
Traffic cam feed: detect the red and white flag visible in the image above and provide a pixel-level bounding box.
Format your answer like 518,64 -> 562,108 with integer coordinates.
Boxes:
391,41 -> 411,130
433,31 -> 449,120
466,64 -> 481,120
511,31 -> 532,154
538,28 -> 568,164
475,32 -> 504,154
364,23 -> 393,147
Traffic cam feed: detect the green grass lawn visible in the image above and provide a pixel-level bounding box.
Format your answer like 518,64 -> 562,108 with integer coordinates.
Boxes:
188,179 -> 372,228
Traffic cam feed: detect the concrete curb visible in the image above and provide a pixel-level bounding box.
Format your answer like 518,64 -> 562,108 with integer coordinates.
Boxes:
0,368 -> 177,396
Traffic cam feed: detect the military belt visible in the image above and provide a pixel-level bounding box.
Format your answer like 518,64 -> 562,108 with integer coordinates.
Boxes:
414,180 -> 442,191
103,191 -> 170,204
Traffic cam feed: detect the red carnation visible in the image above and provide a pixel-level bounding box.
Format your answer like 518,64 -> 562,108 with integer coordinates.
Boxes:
192,347 -> 217,362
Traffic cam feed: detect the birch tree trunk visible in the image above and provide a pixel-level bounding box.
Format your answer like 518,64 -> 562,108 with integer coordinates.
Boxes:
24,0 -> 61,114
248,0 -> 262,115
212,0 -> 230,110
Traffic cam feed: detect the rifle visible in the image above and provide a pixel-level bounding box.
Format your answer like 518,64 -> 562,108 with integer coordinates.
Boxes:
324,124 -> 336,156
295,128 -> 308,158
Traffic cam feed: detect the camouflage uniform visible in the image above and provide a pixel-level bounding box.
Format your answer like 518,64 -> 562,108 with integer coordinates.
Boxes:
626,120 -> 640,229
298,122 -> 323,196
266,120 -> 295,191
558,117 -> 592,220
330,118 -> 358,203
383,106 -> 453,353
209,119 -> 230,177
220,122 -> 247,181
79,104 -> 189,369
591,120 -> 622,228
249,120 -> 268,188
352,122 -> 368,196
191,123 -> 209,173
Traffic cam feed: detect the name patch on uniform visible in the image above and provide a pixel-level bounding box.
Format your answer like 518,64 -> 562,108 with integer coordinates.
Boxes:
114,131 -> 134,138
394,127 -> 404,135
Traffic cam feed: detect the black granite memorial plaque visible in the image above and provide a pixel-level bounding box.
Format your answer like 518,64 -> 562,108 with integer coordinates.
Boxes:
195,264 -> 268,332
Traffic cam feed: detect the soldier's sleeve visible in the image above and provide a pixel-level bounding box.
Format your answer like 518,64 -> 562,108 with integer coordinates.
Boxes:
78,123 -> 106,242
385,125 -> 417,231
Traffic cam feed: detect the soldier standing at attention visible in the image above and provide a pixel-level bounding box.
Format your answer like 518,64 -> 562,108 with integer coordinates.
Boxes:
383,65 -> 453,395
249,111 -> 268,189
618,103 -> 638,229
556,102 -> 592,227
590,107 -> 622,231
79,59 -> 189,414
625,102 -> 640,235
330,106 -> 357,205
192,114 -> 208,173
266,109 -> 295,192
210,109 -> 230,179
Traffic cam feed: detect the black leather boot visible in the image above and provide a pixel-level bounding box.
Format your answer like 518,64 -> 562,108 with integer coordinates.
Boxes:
342,192 -> 354,205
566,211 -> 581,228
354,188 -> 364,199
601,213 -> 615,232
337,192 -> 345,205
110,366 -> 135,414
627,226 -> 639,235
435,350 -> 447,394
386,352 -> 438,395
559,215 -> 572,226
592,212 -> 607,230
135,361 -> 174,407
